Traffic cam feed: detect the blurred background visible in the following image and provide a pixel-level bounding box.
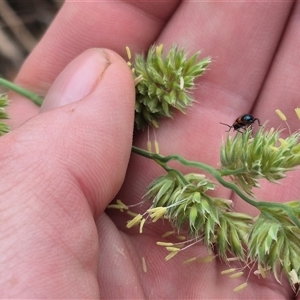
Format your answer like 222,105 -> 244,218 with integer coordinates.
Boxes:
0,0 -> 62,82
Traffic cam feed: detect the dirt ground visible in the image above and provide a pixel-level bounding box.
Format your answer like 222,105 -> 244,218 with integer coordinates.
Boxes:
0,0 -> 61,83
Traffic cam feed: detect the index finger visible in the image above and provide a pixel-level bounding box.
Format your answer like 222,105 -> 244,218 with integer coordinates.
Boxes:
9,1 -> 180,127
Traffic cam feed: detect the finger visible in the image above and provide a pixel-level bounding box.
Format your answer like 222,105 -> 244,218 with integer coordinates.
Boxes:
250,2 -> 300,203
28,48 -> 135,214
159,2 -> 293,118
254,2 -> 300,129
0,48 -> 134,297
8,1 -> 179,127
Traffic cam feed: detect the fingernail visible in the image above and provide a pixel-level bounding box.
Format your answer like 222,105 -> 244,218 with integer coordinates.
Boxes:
41,48 -> 109,112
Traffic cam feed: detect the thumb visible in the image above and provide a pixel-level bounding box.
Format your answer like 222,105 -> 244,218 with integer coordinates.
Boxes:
24,48 -> 135,214
0,48 -> 135,298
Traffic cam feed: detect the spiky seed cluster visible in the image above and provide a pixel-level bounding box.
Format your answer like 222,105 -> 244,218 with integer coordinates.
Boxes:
216,212 -> 252,261
248,203 -> 300,294
146,173 -> 215,209
145,172 -> 252,260
220,126 -> 300,195
133,44 -> 211,130
0,94 -> 9,136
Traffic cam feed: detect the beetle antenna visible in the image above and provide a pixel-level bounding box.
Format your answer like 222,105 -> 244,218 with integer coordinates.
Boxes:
220,122 -> 232,132
253,118 -> 262,127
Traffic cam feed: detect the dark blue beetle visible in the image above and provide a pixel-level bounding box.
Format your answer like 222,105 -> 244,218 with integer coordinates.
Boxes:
220,114 -> 261,132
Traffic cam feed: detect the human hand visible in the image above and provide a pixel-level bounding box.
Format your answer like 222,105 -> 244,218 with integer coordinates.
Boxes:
2,1 -> 300,298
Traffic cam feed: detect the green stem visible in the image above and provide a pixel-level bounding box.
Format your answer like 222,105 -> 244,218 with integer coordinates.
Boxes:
132,146 -> 258,207
163,166 -> 189,185
132,146 -> 300,228
219,168 -> 246,176
0,78 -> 43,106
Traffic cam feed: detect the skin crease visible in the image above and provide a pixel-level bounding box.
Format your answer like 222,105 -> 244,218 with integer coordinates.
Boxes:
1,0 -> 300,298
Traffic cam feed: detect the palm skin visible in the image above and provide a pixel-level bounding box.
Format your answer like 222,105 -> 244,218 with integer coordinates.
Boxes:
1,1 -> 300,298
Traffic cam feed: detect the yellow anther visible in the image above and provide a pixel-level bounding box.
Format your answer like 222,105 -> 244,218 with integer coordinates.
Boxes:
127,210 -> 138,217
279,138 -> 288,149
180,77 -> 184,90
166,246 -> 181,252
125,46 -> 131,60
183,257 -> 197,264
147,140 -> 152,152
126,214 -> 143,228
154,140 -> 160,154
142,257 -> 147,273
295,108 -> 300,120
276,109 -> 287,121
156,241 -> 174,246
161,231 -> 175,238
233,282 -> 247,292
147,207 -> 167,222
221,268 -> 236,275
230,271 -> 244,278
139,218 -> 146,234
197,255 -> 216,263
165,251 -> 179,261
156,44 -> 164,56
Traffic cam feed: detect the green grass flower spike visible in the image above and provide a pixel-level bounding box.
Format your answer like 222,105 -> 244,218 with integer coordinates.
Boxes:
133,44 -> 211,130
248,203 -> 300,294
144,172 -> 253,261
220,126 -> 300,195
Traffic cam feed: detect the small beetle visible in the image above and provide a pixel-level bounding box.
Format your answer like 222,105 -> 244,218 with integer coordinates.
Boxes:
220,114 -> 261,132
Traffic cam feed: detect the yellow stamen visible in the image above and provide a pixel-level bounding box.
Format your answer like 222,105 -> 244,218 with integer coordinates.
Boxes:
295,108 -> 300,120
233,282 -> 247,292
176,235 -> 186,241
125,46 -> 131,60
165,250 -> 179,261
127,210 -> 138,217
183,257 -> 197,264
147,140 -> 152,152
221,268 -> 236,275
289,269 -> 299,284
161,231 -> 175,238
126,214 -> 143,228
154,140 -> 160,154
230,271 -> 244,278
258,264 -> 267,278
142,257 -> 147,273
134,75 -> 143,85
180,76 -> 184,90
147,207 -> 167,222
269,146 -> 279,152
166,246 -> 181,252
226,257 -> 240,262
276,109 -> 286,121
276,110 -> 291,134
116,199 -> 128,210
151,119 -> 159,128
107,204 -> 124,211
279,138 -> 288,149
156,44 -> 164,56
139,218 -> 146,234
198,255 -> 216,263
157,241 -> 174,247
